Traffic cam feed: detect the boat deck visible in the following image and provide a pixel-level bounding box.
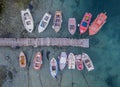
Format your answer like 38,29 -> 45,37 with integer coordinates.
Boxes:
0,38 -> 89,48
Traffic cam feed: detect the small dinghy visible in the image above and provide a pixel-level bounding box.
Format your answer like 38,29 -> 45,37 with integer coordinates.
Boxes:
19,51 -> 26,68
21,9 -> 34,33
33,52 -> 42,70
68,53 -> 75,69
50,58 -> 58,78
59,52 -> 67,70
75,54 -> 84,70
52,11 -> 62,33
38,13 -> 52,33
82,53 -> 94,71
68,18 -> 76,35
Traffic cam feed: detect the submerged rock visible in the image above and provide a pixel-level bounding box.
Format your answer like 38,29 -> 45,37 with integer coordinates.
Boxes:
0,66 -> 7,86
7,71 -> 13,80
0,0 -> 5,14
105,75 -> 118,87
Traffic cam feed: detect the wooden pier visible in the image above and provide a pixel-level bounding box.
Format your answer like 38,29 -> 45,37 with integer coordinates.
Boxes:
0,38 -> 89,48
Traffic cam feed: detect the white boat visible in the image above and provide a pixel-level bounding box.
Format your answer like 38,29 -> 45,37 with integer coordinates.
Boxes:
38,13 -> 52,33
68,18 -> 76,35
68,53 -> 75,69
50,58 -> 58,78
21,9 -> 34,33
82,53 -> 94,71
59,52 -> 67,70
52,11 -> 62,32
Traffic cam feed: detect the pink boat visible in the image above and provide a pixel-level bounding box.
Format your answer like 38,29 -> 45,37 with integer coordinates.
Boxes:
75,54 -> 83,70
79,12 -> 92,34
68,18 -> 76,35
33,52 -> 42,70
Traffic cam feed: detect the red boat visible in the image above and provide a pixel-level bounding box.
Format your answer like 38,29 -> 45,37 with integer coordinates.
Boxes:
79,12 -> 92,34
75,54 -> 83,70
89,12 -> 107,35
33,52 -> 42,70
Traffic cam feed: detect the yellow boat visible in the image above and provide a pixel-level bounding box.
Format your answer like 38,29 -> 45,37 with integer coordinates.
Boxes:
19,51 -> 26,68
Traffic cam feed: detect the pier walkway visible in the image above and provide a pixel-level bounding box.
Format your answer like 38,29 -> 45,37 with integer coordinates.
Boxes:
0,38 -> 89,48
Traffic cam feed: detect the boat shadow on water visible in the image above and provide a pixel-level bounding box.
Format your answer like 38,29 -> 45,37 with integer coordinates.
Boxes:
46,50 -> 50,61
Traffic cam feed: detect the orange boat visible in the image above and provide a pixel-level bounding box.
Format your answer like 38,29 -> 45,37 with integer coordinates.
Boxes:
19,51 -> 26,68
89,12 -> 107,35
33,52 -> 42,70
79,12 -> 92,34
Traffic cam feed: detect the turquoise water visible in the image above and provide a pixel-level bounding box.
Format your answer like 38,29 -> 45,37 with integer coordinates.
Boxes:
1,0 -> 120,87
39,0 -> 120,87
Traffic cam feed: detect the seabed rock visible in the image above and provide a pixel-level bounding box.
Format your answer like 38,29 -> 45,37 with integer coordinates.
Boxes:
0,66 -> 7,86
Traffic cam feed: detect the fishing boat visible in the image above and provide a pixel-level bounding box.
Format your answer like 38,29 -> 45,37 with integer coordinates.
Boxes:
75,54 -> 84,70
68,53 -> 75,69
19,51 -> 26,67
52,11 -> 62,32
33,52 -> 42,70
89,12 -> 107,35
68,18 -> 76,35
38,13 -> 52,33
50,58 -> 58,78
79,12 -> 92,34
21,9 -> 34,33
59,52 -> 67,70
82,53 -> 94,71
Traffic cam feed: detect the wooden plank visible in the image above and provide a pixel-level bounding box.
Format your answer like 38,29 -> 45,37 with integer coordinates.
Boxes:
0,38 -> 89,48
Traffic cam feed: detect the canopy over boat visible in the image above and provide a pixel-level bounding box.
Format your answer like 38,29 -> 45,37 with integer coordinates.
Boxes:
68,53 -> 75,69
59,52 -> 67,70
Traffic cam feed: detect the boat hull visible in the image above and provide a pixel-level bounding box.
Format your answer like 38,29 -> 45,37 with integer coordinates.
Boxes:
33,52 -> 42,70
38,13 -> 52,33
19,51 -> 26,68
50,58 -> 58,78
21,9 -> 34,33
89,13 -> 107,35
79,12 -> 92,34
59,52 -> 67,70
68,18 -> 76,35
68,53 -> 75,69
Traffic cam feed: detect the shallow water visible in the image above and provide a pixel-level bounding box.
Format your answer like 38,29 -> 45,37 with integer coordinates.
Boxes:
0,0 -> 120,87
